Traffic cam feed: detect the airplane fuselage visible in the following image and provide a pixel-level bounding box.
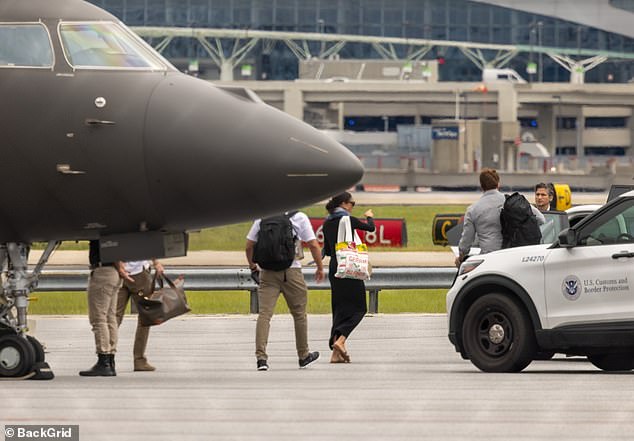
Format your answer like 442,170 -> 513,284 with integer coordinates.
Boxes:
0,0 -> 363,245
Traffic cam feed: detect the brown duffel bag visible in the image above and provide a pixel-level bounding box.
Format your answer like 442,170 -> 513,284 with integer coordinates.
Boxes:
137,273 -> 190,326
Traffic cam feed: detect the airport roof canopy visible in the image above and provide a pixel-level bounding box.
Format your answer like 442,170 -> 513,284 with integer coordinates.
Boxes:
133,27 -> 634,63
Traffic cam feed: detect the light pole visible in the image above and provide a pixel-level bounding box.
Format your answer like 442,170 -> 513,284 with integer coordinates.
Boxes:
317,19 -> 325,56
317,18 -> 324,33
537,21 -> 543,82
552,95 -> 562,156
529,23 -> 536,83
454,90 -> 460,120
462,92 -> 470,171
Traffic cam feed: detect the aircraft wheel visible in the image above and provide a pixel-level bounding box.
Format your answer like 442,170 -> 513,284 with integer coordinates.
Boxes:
588,353 -> 634,372
26,335 -> 45,363
462,293 -> 536,373
0,334 -> 36,377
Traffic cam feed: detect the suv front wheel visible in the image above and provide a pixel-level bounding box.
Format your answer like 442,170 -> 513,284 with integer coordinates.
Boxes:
462,293 -> 537,372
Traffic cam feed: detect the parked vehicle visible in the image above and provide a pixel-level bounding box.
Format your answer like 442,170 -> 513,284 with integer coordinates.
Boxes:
447,190 -> 634,372
482,68 -> 527,84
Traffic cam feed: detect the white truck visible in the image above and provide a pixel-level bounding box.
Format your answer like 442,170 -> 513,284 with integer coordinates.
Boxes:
482,68 -> 527,84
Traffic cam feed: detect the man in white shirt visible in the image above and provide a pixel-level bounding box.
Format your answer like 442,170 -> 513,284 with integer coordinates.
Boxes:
245,211 -> 324,371
115,259 -> 163,371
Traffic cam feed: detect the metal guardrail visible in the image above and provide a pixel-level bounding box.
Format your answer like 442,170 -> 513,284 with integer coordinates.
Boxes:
34,267 -> 457,314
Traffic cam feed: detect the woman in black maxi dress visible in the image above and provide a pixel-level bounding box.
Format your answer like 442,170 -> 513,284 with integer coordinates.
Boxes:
323,192 -> 375,363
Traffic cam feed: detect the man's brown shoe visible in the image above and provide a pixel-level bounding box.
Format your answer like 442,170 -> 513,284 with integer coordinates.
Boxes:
134,359 -> 156,372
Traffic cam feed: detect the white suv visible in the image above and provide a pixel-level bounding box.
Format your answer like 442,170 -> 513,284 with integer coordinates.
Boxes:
447,191 -> 634,372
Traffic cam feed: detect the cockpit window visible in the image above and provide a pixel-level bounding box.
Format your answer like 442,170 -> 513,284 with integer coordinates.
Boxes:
0,24 -> 53,68
59,22 -> 167,70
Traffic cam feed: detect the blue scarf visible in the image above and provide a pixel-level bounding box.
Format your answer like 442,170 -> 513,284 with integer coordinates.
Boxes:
322,207 -> 349,258
325,207 -> 348,221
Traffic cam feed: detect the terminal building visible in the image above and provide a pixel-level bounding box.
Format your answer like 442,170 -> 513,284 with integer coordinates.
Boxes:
88,0 -> 634,83
87,0 -> 634,176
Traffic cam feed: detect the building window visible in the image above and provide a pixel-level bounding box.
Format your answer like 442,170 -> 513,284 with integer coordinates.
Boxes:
584,146 -> 626,156
556,146 -> 577,155
147,0 -> 166,25
345,115 -> 414,132
124,0 -> 146,24
585,117 -> 627,128
557,117 -> 577,129
518,117 -> 538,128
84,0 -> 634,83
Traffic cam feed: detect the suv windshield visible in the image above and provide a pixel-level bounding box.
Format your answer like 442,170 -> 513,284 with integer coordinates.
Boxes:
59,22 -> 167,70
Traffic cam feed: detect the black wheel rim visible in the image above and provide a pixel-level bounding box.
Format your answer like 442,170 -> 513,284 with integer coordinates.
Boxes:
475,310 -> 513,357
0,344 -> 21,370
0,334 -> 35,377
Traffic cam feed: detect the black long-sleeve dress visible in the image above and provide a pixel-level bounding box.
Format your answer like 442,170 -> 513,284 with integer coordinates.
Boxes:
322,215 -> 375,348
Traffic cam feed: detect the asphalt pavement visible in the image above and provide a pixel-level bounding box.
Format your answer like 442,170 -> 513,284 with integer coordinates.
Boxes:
3,315 -> 633,441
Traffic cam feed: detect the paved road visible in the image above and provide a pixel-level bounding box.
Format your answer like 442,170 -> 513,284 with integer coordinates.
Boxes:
3,315 -> 633,441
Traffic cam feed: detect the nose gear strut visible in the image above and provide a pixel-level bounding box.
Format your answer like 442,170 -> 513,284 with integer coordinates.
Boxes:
0,241 -> 60,380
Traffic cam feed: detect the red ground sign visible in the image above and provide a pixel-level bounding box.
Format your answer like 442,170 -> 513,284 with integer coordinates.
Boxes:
309,218 -> 407,247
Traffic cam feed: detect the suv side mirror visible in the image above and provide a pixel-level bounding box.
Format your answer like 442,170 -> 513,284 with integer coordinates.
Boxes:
558,228 -> 577,247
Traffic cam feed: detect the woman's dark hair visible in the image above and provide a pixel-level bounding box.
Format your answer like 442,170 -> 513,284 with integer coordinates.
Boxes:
326,191 -> 352,213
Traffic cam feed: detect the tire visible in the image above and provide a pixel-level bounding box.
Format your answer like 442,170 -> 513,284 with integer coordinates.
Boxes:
0,334 -> 36,377
462,293 -> 537,373
26,335 -> 45,363
588,353 -> 634,372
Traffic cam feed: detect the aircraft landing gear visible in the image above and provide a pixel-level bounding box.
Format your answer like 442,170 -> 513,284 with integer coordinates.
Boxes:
0,241 -> 59,380
0,333 -> 35,377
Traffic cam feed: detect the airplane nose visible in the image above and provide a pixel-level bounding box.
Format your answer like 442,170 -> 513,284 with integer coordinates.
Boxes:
144,75 -> 363,229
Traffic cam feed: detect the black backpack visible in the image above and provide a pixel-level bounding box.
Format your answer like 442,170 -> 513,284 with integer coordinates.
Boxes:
500,192 -> 542,248
253,212 -> 298,271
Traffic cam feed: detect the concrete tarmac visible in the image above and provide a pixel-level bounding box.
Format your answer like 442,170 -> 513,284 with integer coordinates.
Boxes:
3,315 -> 633,441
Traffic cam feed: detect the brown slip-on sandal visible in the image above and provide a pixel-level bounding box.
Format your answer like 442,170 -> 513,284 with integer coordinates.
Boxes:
332,341 -> 351,363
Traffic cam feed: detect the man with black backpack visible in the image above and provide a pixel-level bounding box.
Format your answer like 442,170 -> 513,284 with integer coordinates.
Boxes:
455,169 -> 545,267
501,191 -> 545,248
245,211 -> 324,371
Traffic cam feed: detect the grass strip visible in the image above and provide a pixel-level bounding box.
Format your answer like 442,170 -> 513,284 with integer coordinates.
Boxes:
27,289 -> 448,315
46,204 -> 467,252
